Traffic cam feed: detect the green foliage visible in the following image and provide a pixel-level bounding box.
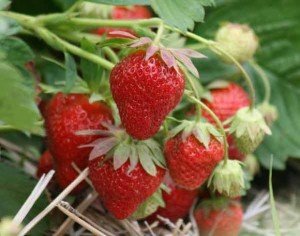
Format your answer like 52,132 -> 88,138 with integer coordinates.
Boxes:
0,17 -> 21,39
0,62 -> 41,133
64,52 -> 77,93
80,38 -> 103,92
0,162 -> 50,235
0,37 -> 34,66
150,0 -> 214,31
0,0 -> 10,10
193,0 -> 300,169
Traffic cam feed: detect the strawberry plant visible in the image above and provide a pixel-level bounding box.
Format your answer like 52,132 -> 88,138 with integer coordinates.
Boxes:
0,0 -> 300,235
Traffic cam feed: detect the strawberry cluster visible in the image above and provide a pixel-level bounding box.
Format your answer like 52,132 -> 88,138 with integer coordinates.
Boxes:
35,11 -> 276,235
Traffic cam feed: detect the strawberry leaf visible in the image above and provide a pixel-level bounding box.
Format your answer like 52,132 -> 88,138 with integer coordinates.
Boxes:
64,52 -> 77,93
80,38 -> 103,92
0,162 -> 50,235
0,37 -> 34,66
0,62 -> 41,133
150,0 -> 213,32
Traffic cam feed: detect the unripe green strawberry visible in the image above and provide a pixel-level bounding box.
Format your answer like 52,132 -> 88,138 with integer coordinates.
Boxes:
208,160 -> 245,198
216,23 -> 259,63
257,102 -> 278,126
228,107 -> 271,154
244,154 -> 260,176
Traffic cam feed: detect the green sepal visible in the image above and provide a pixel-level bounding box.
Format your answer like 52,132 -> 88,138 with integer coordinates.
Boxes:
208,160 -> 246,198
79,124 -> 165,176
257,102 -> 278,126
228,107 -> 271,154
168,120 -> 222,148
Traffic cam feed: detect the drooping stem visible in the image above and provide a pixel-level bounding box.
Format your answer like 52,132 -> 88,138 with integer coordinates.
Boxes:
249,60 -> 271,103
153,22 -> 164,45
211,44 -> 256,108
165,25 -> 256,109
186,91 -> 229,163
181,66 -> 202,121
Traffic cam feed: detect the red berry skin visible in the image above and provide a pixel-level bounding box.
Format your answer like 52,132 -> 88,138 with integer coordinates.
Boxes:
110,50 -> 185,140
95,6 -> 151,37
148,180 -> 198,222
164,135 -> 224,190
36,150 -> 53,178
202,83 -> 250,160
202,83 -> 250,123
112,6 -> 152,19
89,156 -> 165,219
45,93 -> 113,192
194,202 -> 243,236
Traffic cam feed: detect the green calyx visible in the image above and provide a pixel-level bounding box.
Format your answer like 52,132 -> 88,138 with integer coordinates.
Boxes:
257,102 -> 278,126
168,120 -> 222,148
208,160 -> 245,198
78,123 -> 165,176
131,186 -> 165,220
227,107 -> 271,154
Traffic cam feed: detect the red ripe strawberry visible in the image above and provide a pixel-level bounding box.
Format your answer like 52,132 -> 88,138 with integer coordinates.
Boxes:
95,6 -> 151,37
194,200 -> 243,236
202,83 -> 250,160
110,50 -> 185,140
89,156 -> 165,219
164,134 -> 224,190
36,150 -> 53,178
202,83 -> 250,123
112,6 -> 152,19
147,177 -> 198,222
45,93 -> 113,191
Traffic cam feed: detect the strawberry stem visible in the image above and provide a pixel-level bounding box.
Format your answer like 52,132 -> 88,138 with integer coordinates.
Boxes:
153,22 -> 164,45
164,25 -> 256,109
249,60 -> 271,103
55,31 -> 120,63
181,66 -> 202,121
186,92 -> 229,163
0,11 -> 115,71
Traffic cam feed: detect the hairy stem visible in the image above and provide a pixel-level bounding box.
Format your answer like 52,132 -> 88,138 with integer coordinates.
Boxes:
55,31 -> 119,63
165,25 -> 256,108
67,17 -> 162,29
0,11 -> 114,70
181,66 -> 202,121
153,22 -> 164,45
249,60 -> 271,103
